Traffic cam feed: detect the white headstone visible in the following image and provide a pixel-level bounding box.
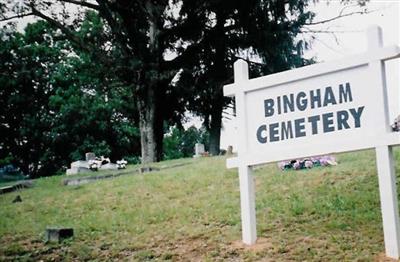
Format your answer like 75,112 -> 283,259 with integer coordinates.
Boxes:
85,152 -> 96,161
70,160 -> 89,169
100,163 -> 118,170
194,143 -> 205,157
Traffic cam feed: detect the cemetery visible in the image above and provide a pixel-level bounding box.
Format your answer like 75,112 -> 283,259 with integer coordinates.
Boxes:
1,151 -> 400,260
65,152 -> 127,175
0,0 -> 399,261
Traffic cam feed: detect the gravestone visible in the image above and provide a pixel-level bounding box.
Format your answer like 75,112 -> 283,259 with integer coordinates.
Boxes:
85,152 -> 96,161
227,145 -> 233,156
66,160 -> 91,175
100,163 -> 118,170
45,227 -> 74,243
194,143 -> 205,158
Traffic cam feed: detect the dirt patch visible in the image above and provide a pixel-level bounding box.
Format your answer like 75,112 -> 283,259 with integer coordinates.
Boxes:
375,253 -> 399,262
231,237 -> 274,253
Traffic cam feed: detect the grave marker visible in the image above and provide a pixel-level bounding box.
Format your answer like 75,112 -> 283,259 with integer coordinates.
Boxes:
223,26 -> 400,258
194,143 -> 205,157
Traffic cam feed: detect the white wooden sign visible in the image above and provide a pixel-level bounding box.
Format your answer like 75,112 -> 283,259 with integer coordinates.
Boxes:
224,26 -> 400,258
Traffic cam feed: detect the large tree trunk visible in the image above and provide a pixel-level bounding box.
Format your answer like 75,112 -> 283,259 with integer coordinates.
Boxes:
137,1 -> 165,164
207,8 -> 227,156
154,85 -> 165,161
137,86 -> 158,164
209,102 -> 223,156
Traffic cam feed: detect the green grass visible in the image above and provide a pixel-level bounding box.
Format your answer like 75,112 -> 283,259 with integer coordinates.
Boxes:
0,149 -> 399,261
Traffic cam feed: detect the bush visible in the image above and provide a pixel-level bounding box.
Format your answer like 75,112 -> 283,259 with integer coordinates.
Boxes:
163,125 -> 209,160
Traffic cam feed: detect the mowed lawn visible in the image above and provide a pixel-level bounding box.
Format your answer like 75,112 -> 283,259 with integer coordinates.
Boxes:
1,149 -> 400,261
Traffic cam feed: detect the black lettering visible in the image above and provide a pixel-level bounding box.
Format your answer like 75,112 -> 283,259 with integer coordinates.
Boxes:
337,110 -> 350,130
323,87 -> 337,106
283,94 -> 295,113
257,125 -> 268,144
294,118 -> 306,137
308,115 -> 321,135
277,96 -> 282,115
264,99 -> 274,117
296,91 -> 307,111
349,106 -> 364,128
269,123 -> 280,142
322,112 -> 335,132
310,89 -> 321,109
281,121 -> 293,140
339,82 -> 353,103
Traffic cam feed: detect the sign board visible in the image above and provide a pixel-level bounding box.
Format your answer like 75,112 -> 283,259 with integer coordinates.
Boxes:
224,26 -> 400,258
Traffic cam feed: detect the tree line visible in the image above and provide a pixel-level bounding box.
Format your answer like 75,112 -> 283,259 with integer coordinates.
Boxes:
0,0 -> 367,177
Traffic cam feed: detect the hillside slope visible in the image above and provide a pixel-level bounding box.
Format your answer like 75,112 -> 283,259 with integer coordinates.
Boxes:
1,149 -> 399,261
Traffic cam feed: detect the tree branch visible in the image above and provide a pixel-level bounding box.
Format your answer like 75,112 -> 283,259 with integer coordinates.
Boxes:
300,29 -> 363,34
58,0 -> 100,10
94,0 -> 133,56
305,8 -> 374,26
0,12 -> 34,22
29,4 -> 89,52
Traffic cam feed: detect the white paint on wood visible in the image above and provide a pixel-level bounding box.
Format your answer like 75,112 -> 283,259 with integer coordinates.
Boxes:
234,60 -> 257,245
376,146 -> 400,258
224,25 -> 400,258
224,45 -> 400,97
239,165 -> 257,244
368,25 -> 400,259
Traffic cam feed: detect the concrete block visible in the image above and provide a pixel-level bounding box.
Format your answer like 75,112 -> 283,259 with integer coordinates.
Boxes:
45,227 -> 74,243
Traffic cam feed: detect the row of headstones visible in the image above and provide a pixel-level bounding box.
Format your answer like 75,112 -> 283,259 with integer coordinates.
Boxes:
66,153 -> 127,175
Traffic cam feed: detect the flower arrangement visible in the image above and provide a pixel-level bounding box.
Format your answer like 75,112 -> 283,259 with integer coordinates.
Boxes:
278,155 -> 337,171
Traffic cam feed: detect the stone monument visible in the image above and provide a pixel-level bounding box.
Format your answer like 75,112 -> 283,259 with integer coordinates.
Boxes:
194,143 -> 205,158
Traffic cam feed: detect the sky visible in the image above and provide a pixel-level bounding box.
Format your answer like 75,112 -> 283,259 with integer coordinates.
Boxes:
219,0 -> 400,151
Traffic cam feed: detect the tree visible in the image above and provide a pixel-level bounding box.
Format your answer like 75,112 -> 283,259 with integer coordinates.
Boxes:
175,0 -> 316,155
2,0 -> 209,163
0,21 -> 67,176
0,16 -> 141,177
1,0 -> 370,163
177,0 -> 370,155
163,125 -> 209,160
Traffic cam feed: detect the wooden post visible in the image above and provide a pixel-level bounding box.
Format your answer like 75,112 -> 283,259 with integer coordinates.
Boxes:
234,59 -> 257,245
368,25 -> 400,259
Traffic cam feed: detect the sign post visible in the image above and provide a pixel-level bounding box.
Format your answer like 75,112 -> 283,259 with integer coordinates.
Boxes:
224,25 -> 400,258
234,60 -> 257,244
368,26 -> 400,258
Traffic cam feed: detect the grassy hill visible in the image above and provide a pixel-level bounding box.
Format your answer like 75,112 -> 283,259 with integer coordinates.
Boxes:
1,149 -> 399,261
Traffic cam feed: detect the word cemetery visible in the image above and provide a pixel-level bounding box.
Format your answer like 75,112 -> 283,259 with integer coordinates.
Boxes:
224,26 -> 400,259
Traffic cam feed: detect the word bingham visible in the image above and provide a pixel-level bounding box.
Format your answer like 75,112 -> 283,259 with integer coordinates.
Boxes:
256,82 -> 365,144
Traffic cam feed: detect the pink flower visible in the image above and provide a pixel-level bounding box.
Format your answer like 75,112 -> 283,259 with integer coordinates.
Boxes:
304,160 -> 313,168
293,161 -> 301,170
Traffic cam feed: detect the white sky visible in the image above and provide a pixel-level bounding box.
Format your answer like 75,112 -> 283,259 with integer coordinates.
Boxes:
219,0 -> 400,151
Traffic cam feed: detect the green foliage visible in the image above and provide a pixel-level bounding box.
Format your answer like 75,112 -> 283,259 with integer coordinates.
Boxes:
0,154 -> 14,166
163,126 -> 209,160
0,17 -> 141,177
177,0 -> 317,154
0,21 -> 65,176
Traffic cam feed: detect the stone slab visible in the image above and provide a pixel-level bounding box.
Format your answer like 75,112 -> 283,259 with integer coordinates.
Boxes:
70,160 -> 89,169
100,163 -> 118,170
66,166 -> 91,175
45,227 -> 74,243
85,152 -> 96,161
